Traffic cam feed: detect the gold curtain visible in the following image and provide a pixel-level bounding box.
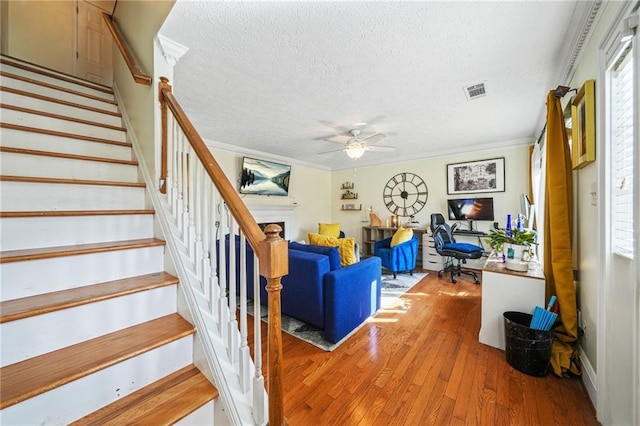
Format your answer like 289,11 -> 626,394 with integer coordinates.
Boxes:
543,91 -> 581,376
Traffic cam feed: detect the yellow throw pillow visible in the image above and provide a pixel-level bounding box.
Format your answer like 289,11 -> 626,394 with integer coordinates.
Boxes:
390,227 -> 414,247
308,232 -> 356,266
318,223 -> 341,238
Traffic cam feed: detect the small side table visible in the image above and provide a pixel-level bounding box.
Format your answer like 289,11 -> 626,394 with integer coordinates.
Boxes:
479,257 -> 545,350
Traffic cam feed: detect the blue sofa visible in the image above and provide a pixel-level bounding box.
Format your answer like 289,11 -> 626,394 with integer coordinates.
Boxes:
225,237 -> 382,343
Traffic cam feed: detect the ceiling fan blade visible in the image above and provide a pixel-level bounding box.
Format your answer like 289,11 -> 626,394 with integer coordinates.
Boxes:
319,147 -> 347,154
322,138 -> 350,145
359,133 -> 386,145
366,145 -> 395,152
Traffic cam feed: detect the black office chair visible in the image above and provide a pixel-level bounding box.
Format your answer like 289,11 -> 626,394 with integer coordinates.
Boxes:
430,213 -> 482,284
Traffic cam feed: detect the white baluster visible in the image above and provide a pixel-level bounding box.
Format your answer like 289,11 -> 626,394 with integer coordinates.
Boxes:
193,163 -> 204,280
175,132 -> 185,234
186,147 -> 196,263
207,188 -> 220,321
165,115 -> 175,209
253,255 -> 266,425
238,233 -> 251,392
227,214 -> 239,363
218,202 -> 228,340
181,143 -> 190,238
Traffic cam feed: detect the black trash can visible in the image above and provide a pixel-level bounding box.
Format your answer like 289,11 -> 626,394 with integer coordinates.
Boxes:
503,311 -> 553,377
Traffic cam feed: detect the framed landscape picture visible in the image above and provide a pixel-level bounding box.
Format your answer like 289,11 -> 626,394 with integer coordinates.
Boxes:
571,79 -> 596,169
447,157 -> 505,195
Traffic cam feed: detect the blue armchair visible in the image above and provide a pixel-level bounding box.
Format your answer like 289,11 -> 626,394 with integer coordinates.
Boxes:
373,235 -> 419,278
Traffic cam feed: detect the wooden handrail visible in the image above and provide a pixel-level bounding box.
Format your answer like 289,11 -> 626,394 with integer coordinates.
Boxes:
158,76 -> 287,424
102,13 -> 152,86
158,77 -> 264,251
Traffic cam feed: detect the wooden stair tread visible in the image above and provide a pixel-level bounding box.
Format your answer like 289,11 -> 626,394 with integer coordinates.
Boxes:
70,365 -> 218,425
0,175 -> 145,188
0,71 -> 117,105
1,272 -> 178,323
0,86 -> 121,117
0,56 -> 113,94
0,209 -> 154,218
0,238 -> 166,264
0,314 -> 195,409
1,103 -> 127,132
0,123 -> 130,147
0,146 -> 138,166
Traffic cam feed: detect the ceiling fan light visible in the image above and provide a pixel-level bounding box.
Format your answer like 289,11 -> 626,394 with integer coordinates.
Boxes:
346,145 -> 365,159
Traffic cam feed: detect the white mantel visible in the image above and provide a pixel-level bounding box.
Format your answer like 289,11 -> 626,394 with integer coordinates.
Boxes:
246,203 -> 298,240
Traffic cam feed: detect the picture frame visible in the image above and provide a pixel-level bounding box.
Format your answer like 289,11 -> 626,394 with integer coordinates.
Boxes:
571,79 -> 596,169
447,157 -> 505,195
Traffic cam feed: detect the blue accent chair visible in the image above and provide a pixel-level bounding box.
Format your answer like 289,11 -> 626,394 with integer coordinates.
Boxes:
373,235 -> 419,278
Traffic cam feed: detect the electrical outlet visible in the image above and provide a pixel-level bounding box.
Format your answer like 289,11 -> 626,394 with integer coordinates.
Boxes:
578,309 -> 586,336
215,221 -> 220,228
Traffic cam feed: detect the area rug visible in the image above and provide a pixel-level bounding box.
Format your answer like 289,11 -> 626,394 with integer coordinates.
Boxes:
249,271 -> 427,352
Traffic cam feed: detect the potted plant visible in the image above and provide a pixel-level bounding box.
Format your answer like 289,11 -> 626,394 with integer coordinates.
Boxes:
485,228 -> 536,271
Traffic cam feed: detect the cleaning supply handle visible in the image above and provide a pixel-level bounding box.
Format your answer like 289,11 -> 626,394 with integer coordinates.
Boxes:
546,295 -> 557,311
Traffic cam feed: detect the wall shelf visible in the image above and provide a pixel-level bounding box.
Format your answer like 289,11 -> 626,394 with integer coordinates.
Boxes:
341,203 -> 362,211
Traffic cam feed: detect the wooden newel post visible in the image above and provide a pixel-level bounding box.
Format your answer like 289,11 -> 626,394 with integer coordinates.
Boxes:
258,224 -> 288,426
158,76 -> 172,194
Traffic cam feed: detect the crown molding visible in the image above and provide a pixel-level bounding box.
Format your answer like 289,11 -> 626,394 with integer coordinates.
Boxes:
556,0 -> 605,85
156,34 -> 189,66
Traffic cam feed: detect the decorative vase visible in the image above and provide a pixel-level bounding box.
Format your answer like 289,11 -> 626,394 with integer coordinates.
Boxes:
503,243 -> 530,271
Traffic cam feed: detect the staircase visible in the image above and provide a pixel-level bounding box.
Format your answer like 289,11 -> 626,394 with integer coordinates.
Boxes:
0,56 -> 220,424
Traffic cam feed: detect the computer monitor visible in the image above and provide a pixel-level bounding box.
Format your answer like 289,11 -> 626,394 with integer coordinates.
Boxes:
447,197 -> 495,221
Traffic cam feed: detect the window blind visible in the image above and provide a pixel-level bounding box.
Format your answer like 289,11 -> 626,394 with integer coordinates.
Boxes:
610,44 -> 634,257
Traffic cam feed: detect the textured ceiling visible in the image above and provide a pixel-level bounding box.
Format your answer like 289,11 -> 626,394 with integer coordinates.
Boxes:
159,1 -> 581,171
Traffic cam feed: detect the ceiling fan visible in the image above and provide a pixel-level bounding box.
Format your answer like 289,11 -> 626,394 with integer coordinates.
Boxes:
320,129 -> 396,159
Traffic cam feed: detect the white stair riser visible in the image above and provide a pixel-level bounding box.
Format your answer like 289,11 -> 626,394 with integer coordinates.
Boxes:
0,214 -> 154,251
1,77 -> 118,113
0,152 -> 139,182
0,336 -> 193,425
0,246 -> 165,301
176,401 -> 215,425
1,63 -> 114,101
1,285 -> 178,367
2,108 -> 126,142
0,91 -> 122,127
0,127 -> 132,161
0,181 -> 145,211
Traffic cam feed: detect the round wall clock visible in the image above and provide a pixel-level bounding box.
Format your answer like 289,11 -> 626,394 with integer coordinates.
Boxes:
383,172 -> 429,217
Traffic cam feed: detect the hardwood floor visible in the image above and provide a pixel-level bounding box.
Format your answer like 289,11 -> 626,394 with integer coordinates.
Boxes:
253,272 -> 599,425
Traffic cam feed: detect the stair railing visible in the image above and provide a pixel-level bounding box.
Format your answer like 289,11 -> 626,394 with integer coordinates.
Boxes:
101,13 -> 151,86
158,77 -> 286,426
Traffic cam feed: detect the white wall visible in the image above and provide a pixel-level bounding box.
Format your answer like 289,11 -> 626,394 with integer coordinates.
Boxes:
111,1 -> 175,183
567,2 -> 639,423
563,0 -> 616,383
332,146 -> 530,247
207,146 -> 332,242
0,1 -> 75,74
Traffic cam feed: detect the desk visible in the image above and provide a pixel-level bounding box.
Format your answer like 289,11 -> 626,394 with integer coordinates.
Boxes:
479,257 -> 545,350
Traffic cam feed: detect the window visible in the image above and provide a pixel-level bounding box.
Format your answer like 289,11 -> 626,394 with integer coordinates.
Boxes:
609,41 -> 635,257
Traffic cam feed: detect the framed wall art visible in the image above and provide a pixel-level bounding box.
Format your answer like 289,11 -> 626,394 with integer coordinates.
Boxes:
447,157 -> 505,195
571,79 -> 596,169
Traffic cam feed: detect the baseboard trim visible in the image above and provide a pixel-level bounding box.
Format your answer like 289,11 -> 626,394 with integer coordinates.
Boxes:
580,344 -> 597,409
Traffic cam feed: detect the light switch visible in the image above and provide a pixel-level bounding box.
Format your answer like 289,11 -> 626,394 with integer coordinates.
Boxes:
590,182 -> 597,206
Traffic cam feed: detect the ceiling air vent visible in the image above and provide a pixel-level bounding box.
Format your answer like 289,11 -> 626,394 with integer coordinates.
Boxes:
464,82 -> 487,100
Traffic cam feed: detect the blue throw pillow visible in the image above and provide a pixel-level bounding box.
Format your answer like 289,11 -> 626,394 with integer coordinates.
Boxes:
289,241 -> 342,271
